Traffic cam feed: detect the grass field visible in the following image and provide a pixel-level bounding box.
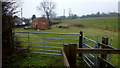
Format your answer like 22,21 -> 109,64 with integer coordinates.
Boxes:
13,17 -> 119,67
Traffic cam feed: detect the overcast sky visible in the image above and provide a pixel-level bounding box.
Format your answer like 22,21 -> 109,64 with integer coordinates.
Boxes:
16,0 -> 119,18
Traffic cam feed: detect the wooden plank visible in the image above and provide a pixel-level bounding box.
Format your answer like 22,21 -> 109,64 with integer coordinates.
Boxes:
77,48 -> 120,54
98,43 -> 116,49
61,49 -> 70,68
98,56 -> 116,68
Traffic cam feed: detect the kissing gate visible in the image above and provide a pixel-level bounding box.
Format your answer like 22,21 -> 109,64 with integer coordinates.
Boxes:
14,31 -> 120,68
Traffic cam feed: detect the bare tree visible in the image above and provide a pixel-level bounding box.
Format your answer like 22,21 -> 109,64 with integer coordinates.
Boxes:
2,0 -> 22,16
50,11 -> 56,19
37,0 -> 56,24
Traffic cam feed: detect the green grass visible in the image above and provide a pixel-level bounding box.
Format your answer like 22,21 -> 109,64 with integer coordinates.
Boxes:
11,54 -> 64,67
61,17 -> 118,31
13,17 -> 119,67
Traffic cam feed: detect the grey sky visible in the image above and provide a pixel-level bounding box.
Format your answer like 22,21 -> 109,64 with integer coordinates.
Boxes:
16,0 -> 119,18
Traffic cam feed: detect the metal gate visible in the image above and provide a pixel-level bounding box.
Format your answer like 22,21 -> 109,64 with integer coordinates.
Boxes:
82,35 -> 112,67
14,32 -> 80,55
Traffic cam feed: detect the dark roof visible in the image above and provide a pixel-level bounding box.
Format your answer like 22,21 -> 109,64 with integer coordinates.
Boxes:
33,17 -> 47,21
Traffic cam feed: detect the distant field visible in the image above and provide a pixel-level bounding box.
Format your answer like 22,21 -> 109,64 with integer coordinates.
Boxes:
61,17 -> 118,31
14,17 -> 119,67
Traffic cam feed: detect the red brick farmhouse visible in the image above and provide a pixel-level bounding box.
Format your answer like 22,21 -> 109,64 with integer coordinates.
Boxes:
32,17 -> 50,30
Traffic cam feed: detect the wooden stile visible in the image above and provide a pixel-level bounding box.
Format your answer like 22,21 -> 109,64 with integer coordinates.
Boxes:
60,32 -> 120,68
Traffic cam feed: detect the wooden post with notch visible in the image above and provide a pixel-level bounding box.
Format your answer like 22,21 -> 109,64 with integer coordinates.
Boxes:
100,37 -> 108,68
69,44 -> 77,68
79,31 -> 83,57
64,44 -> 70,62
63,44 -> 70,68
63,44 -> 77,68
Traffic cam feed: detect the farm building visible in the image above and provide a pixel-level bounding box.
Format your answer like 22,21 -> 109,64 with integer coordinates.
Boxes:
31,17 -> 50,30
14,17 -> 26,26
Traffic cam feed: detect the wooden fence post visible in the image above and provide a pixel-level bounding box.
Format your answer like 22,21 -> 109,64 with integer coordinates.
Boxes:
69,44 -> 77,68
100,37 -> 108,68
62,44 -> 70,68
63,44 -> 77,68
79,31 -> 83,57
27,32 -> 31,56
64,44 -> 70,62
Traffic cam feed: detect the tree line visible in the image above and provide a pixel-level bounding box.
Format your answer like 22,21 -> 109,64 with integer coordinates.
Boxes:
80,12 -> 118,18
47,12 -> 119,21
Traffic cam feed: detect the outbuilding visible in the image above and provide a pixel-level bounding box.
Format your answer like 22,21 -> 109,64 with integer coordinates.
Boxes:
32,17 -> 49,30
